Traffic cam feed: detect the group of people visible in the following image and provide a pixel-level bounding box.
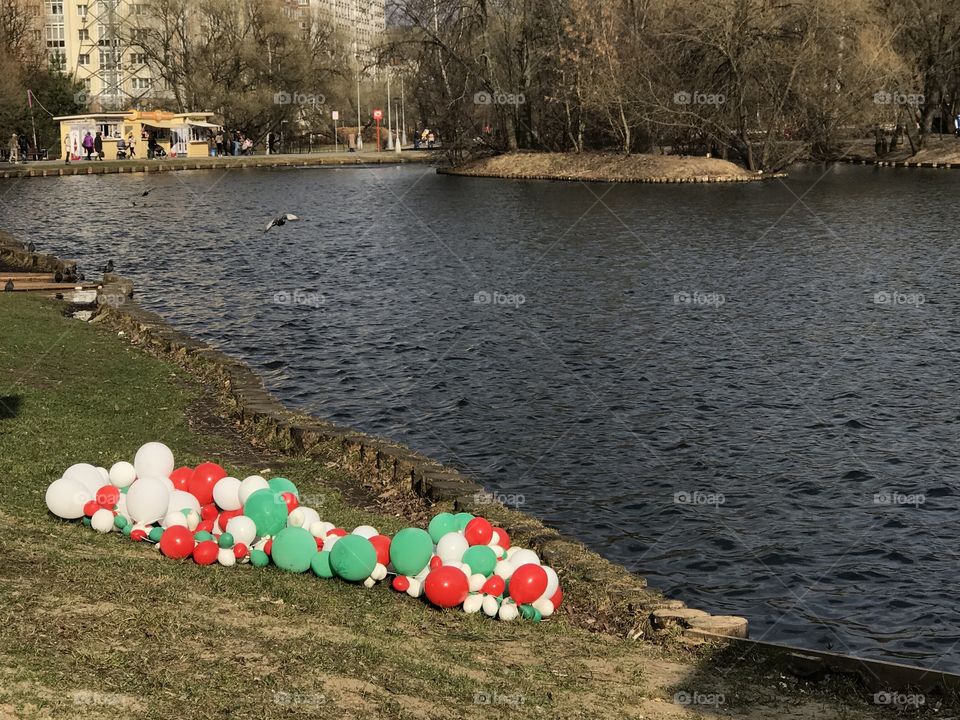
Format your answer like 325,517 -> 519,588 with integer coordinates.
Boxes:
7,133 -> 30,164
212,130 -> 254,156
412,128 -> 437,149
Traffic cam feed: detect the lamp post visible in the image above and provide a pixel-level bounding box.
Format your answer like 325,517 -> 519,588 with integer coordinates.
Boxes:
400,73 -> 407,146
355,47 -> 363,151
386,67 -> 393,150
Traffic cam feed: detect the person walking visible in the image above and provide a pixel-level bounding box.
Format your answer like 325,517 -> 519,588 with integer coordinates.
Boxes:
127,133 -> 136,158
18,133 -> 28,161
82,131 -> 94,160
63,134 -> 71,163
93,131 -> 103,161
8,133 -> 19,164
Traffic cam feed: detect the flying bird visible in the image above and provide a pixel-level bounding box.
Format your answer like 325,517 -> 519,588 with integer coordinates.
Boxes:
265,213 -> 301,232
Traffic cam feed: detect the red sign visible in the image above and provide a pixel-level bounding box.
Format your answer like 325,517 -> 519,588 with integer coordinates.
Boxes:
373,109 -> 383,120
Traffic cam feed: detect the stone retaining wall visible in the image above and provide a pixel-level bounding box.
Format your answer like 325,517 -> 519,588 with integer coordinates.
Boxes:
438,167 -> 787,184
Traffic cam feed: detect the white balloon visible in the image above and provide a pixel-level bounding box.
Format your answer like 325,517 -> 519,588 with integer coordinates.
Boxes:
252,537 -> 270,552
185,510 -> 200,531
499,600 -> 519,621
469,573 -> 486,593
436,532 -> 469,564
45,477 -> 92,519
463,594 -> 484,614
63,464 -> 103,496
482,595 -> 500,617
352,525 -> 378,538
238,475 -> 269,505
363,577 -> 376,588
406,578 -> 423,598
289,507 -> 320,530
542,566 -> 560,600
309,520 -> 332,538
91,508 -> 115,533
96,467 -> 110,483
226,515 -> 257,545
167,489 -> 200,516
323,534 -> 341,550
133,442 -> 175,480
415,565 -> 431,581
493,560 -> 516,580
532,598 -> 555,618
125,477 -> 171,524
109,461 -> 137,488
161,477 -> 174,491
371,563 -> 388,581
490,544 -> 506,559
212,476 -> 241,511
161,511 -> 188,529
491,528 -> 508,547
217,548 -> 236,566
510,548 -> 540,566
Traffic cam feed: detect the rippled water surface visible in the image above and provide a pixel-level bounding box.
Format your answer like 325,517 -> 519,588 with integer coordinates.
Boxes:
4,162 -> 960,669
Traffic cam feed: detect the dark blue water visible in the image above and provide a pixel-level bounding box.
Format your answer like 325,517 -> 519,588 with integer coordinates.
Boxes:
4,162 -> 960,669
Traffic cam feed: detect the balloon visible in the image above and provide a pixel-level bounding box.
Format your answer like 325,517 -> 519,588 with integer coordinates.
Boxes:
310,520 -> 334,538
311,551 -> 334,578
148,527 -> 164,543
83,500 -> 99,517
429,556 -> 443,571
424,566 -> 470,608
494,560 -> 516,580
323,534 -> 341,551
329,534 -> 377,582
509,564 -> 548,604
91,508 -> 114,533
491,528 -> 510,549
436,532 -> 469,564
520,604 -> 542,622
225,515 -> 257,546
250,549 -> 270,568
464,517 -> 493,546
453,512 -> 474,531
427,513 -> 457,543
134,442 -> 175,480
126,477 -> 171,524
499,600 -> 520,621
371,563 -> 388,582
288,507 -> 320,530
392,575 -> 410,592
238,476 -> 269,504
390,528 -> 434,576
550,588 -> 563,609
193,540 -> 219,565
108,461 -> 137,488
63,464 -> 104,496
542,566 -> 560,601
243,489 -> 288,537
271,527 -> 317,573
482,575 -> 505,597
462,545 -> 497,577
368,535 -> 391,566
469,573 -> 486,593
161,512 -> 188,529
159,525 -> 194,559
463,594 -> 484,614
45,477 -> 92,519
218,532 -> 234,548
194,530 -> 214,542
169,466 -> 193,491
167,489 -> 201,517
217,508 -> 242,533
510,548 -> 540,566
96,467 -> 110,483
482,594 -> 501,617
406,577 -> 424,598
188,463 -> 225,505
212,476 -> 242,511
532,598 -> 555,618
352,525 -> 378,538
267,477 -> 299,497
217,548 -> 236,566
233,543 -> 249,560
113,515 -> 128,530
200,503 -> 218,521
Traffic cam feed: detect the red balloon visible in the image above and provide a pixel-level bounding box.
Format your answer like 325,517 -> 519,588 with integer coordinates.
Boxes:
193,540 -> 219,565
315,537 -> 325,551
188,462 -> 226,505
200,503 -> 219,521
368,535 -> 391,566
169,466 -> 193,491
508,563 -> 548,604
281,492 -> 299,513
492,527 -> 510,550
550,588 -> 563,609
464,517 -> 493,546
83,500 -> 99,517
159,526 -> 195,559
233,543 -> 249,559
392,575 -> 410,593
327,528 -> 347,538
424,566 -> 470,608
429,555 -> 443,571
482,575 -> 505,597
263,539 -> 273,556
130,528 -> 147,542
217,508 -> 242,532
95,485 -> 120,508
195,518 -> 215,533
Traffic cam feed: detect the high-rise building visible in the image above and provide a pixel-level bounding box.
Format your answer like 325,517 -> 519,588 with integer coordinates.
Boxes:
308,0 -> 386,59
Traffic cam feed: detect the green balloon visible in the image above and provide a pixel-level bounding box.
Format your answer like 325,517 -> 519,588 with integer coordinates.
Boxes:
243,489 -> 288,537
390,527 -> 434,576
148,527 -> 163,542
271,527 -> 317,573
267,477 -> 299,497
113,515 -> 128,530
427,513 -> 457,543
453,512 -> 475,531
122,524 -> 132,537
82,517 -> 91,527
462,545 -> 497,577
194,531 -> 214,542
218,532 -> 234,549
311,550 -> 334,578
250,549 -> 270,568
329,535 -> 377,582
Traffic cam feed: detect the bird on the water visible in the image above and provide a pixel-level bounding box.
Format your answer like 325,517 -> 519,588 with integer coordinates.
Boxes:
101,260 -> 115,274
264,213 -> 300,232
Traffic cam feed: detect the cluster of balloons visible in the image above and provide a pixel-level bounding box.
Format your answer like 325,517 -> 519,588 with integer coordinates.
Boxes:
45,442 -> 564,621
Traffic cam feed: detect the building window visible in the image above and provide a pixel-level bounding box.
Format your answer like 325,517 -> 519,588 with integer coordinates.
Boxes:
99,49 -> 119,68
130,52 -> 147,65
78,28 -> 89,40
45,1 -> 63,15
45,23 -> 65,47
77,3 -> 87,16
78,53 -> 90,65
132,77 -> 152,90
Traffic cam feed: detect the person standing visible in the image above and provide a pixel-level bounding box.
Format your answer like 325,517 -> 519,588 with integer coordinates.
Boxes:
82,131 -> 94,160
9,133 -> 19,164
93,131 -> 103,161
63,134 -> 71,163
214,130 -> 224,156
127,133 -> 136,158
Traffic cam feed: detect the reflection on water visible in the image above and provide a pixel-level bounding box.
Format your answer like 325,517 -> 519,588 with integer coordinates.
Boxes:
4,162 -> 960,669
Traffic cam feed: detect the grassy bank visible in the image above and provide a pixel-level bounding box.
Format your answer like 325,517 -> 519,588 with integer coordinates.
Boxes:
442,152 -> 766,184
0,293 -> 936,719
